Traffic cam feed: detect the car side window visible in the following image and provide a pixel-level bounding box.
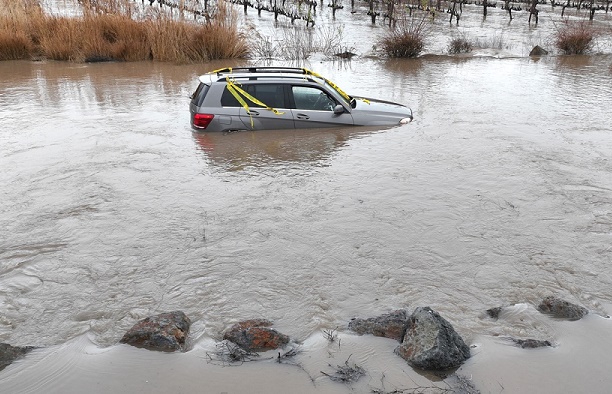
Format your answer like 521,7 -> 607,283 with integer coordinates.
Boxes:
292,86 -> 336,111
190,83 -> 209,106
220,83 -> 286,109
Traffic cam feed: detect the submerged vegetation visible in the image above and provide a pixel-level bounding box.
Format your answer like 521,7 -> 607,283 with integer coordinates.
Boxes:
448,36 -> 473,54
554,20 -> 597,54
380,17 -> 428,58
0,0 -> 248,62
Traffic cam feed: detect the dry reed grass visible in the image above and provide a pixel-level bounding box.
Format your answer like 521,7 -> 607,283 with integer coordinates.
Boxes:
0,0 -> 249,62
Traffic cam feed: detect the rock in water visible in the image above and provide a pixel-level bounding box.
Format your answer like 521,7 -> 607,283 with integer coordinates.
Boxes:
348,310 -> 409,341
513,338 -> 552,349
529,45 -> 549,56
120,311 -> 191,352
486,306 -> 503,319
537,296 -> 588,321
397,307 -> 470,370
223,319 -> 290,352
0,343 -> 35,371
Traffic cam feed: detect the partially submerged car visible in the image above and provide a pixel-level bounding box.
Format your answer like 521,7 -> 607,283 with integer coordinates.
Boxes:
190,67 -> 412,132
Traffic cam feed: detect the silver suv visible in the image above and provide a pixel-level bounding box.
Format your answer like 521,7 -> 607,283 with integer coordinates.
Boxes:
190,67 -> 412,132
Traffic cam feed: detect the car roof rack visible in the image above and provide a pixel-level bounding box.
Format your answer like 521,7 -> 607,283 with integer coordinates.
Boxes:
211,67 -> 307,76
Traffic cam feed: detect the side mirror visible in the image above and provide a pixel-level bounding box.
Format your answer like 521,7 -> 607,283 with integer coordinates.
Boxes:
333,105 -> 345,115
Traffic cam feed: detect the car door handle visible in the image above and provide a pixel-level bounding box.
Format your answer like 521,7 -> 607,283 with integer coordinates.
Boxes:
247,110 -> 260,116
296,113 -> 309,120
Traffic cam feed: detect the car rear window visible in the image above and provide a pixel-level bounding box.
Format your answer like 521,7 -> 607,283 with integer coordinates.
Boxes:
221,84 -> 286,109
190,83 -> 209,107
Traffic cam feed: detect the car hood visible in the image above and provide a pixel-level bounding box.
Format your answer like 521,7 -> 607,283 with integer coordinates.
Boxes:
352,96 -> 413,119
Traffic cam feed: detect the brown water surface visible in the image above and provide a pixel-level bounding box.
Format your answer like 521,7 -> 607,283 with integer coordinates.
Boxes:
1,35 -> 612,393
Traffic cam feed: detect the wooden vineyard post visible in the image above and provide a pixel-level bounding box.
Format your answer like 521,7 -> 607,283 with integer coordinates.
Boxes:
528,0 -> 539,24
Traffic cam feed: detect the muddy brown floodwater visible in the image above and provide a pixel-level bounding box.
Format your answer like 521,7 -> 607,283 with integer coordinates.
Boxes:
2,4 -> 612,393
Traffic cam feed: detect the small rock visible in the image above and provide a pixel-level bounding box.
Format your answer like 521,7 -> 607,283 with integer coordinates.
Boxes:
486,307 -> 503,319
529,45 -> 549,56
512,338 -> 552,349
334,51 -> 357,59
348,310 -> 408,341
1,343 -> 35,372
120,311 -> 191,352
223,319 -> 289,352
397,307 -> 470,370
537,296 -> 588,321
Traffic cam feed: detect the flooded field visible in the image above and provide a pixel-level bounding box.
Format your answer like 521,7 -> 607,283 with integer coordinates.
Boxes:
2,3 -> 612,393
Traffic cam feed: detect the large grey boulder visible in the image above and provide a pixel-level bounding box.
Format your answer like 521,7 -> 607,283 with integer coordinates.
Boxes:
120,311 -> 191,352
537,296 -> 588,321
348,310 -> 409,341
1,343 -> 35,371
396,307 -> 470,370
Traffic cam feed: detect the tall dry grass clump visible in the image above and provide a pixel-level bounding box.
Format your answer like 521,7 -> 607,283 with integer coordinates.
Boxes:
554,20 -> 596,55
0,0 -> 249,62
30,14 -> 150,62
379,16 -> 428,58
0,0 -> 41,60
147,1 -> 248,62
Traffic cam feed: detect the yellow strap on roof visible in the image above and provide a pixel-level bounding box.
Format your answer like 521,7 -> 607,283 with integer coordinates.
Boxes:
302,68 -> 370,105
210,67 -> 232,74
302,68 -> 350,102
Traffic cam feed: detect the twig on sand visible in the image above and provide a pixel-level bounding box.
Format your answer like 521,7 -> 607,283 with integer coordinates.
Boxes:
370,372 -> 480,394
321,354 -> 365,383
322,327 -> 339,342
276,345 -> 302,363
275,346 -> 317,386
206,340 -> 261,366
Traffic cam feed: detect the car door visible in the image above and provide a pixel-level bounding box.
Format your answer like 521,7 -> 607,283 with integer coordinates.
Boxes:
232,83 -> 294,130
290,85 -> 354,129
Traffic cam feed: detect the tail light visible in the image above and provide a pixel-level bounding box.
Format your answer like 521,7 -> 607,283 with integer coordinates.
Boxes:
193,113 -> 214,129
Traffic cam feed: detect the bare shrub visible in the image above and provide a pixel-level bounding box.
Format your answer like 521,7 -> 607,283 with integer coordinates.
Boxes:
318,25 -> 345,58
448,37 -> 473,54
248,25 -> 353,61
78,0 -> 136,17
554,20 -> 595,55
472,33 -> 507,50
250,29 -> 277,59
379,16 -> 428,58
278,27 -> 316,60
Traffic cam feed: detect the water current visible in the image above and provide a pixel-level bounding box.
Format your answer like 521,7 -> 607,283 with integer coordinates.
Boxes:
1,3 -> 612,393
